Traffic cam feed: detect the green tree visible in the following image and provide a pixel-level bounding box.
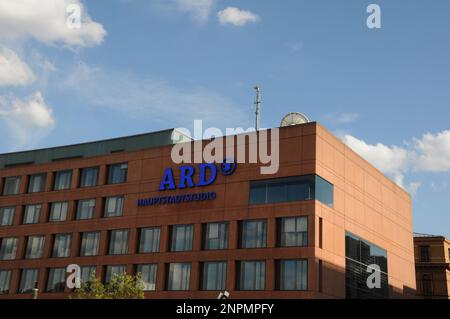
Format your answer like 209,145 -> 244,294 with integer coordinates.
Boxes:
72,273 -> 145,299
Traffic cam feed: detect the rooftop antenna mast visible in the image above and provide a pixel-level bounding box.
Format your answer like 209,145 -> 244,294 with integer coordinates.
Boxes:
254,85 -> 261,131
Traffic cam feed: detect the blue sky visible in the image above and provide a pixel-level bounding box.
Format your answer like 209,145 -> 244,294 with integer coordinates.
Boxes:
0,0 -> 449,236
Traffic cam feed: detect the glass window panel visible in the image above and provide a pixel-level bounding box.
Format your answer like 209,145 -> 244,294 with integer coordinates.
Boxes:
238,261 -> 265,290
46,268 -> 66,292
136,264 -> 157,291
49,202 -> 68,222
0,270 -> 11,294
80,232 -> 100,256
279,216 -> 308,247
76,199 -> 96,220
54,170 -> 72,190
107,163 -> 128,184
277,259 -> 308,290
167,263 -> 191,291
249,183 -> 266,204
28,173 -> 46,193
202,262 -> 227,291
23,204 -> 41,224
80,266 -> 96,283
104,196 -> 124,217
241,220 -> 266,248
105,265 -> 126,284
80,167 -> 99,188
170,225 -> 193,252
0,207 -> 15,226
52,234 -> 72,258
109,230 -> 129,255
204,222 -> 228,250
3,177 -> 21,195
0,237 -> 18,260
19,269 -> 39,294
139,227 -> 160,253
25,236 -> 45,259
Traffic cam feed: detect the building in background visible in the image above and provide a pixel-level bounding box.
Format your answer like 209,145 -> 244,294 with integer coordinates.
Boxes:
0,122 -> 416,298
414,233 -> 450,299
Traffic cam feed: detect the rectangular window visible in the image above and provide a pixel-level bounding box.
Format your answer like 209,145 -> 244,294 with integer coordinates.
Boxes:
139,227 -> 160,253
204,222 -> 228,250
0,207 -> 15,226
240,220 -> 267,249
278,216 -> 308,247
2,176 -> 21,195
80,167 -> 99,188
0,237 -> 18,260
0,270 -> 11,294
49,202 -> 68,222
107,163 -> 128,184
170,224 -> 194,252
46,268 -> 66,292
104,196 -> 124,217
76,199 -> 96,220
319,217 -> 323,249
201,262 -> 227,291
109,229 -> 129,255
53,170 -> 72,190
80,266 -> 96,283
167,263 -> 191,291
25,235 -> 45,259
237,261 -> 266,291
249,174 -> 333,207
136,264 -> 157,291
19,269 -> 39,293
23,204 -> 41,224
345,232 -> 389,299
276,259 -> 308,290
80,232 -> 100,257
105,265 -> 126,284
28,173 -> 46,193
420,246 -> 430,262
52,234 -> 72,258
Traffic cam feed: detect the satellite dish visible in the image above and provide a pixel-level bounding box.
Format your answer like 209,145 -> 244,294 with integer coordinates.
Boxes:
280,112 -> 310,127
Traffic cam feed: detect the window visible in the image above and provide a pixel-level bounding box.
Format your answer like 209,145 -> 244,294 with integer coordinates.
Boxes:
54,170 -> 72,190
170,224 -> 194,252
23,204 -> 41,224
80,167 -> 99,188
136,264 -> 157,291
109,229 -> 129,255
80,266 -> 96,283
76,199 -> 96,220
420,246 -> 430,262
237,261 -> 265,290
422,274 -> 433,297
201,262 -> 227,291
104,196 -> 124,217
19,269 -> 39,293
204,222 -> 228,250
0,237 -> 18,260
49,202 -> 68,222
240,220 -> 267,249
0,270 -> 11,294
52,234 -> 72,258
249,174 -> 334,207
105,265 -> 126,284
80,232 -> 100,257
107,163 -> 128,184
278,216 -> 308,247
25,235 -> 45,259
167,263 -> 191,291
46,268 -> 66,292
345,232 -> 388,298
139,227 -> 160,253
276,259 -> 308,290
2,176 -> 21,195
0,207 -> 15,226
28,173 -> 46,193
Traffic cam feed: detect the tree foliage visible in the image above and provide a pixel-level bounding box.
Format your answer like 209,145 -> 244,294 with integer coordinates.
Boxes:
72,273 -> 145,299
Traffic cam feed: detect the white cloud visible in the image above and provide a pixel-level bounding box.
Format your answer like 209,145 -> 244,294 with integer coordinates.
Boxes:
60,62 -> 248,129
0,92 -> 55,148
0,47 -> 35,86
0,0 -> 106,47
342,131 -> 450,195
217,7 -> 260,26
335,112 -> 359,124
174,0 -> 215,23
